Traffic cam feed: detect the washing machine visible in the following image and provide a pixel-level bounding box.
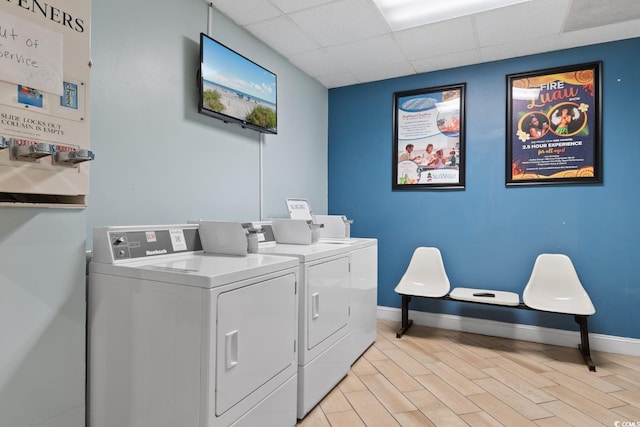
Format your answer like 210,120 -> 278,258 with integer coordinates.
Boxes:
88,224 -> 299,427
279,201 -> 379,371
253,226 -> 377,419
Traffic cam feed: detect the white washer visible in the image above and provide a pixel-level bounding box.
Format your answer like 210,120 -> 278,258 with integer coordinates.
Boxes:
88,224 -> 299,427
257,236 -> 377,419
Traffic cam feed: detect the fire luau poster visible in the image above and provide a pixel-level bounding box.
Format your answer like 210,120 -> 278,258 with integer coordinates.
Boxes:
506,62 -> 602,186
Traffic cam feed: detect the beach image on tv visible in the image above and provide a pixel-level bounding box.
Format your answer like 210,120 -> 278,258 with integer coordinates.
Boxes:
201,36 -> 277,132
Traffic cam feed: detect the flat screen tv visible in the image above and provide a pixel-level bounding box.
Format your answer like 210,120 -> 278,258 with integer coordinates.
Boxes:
198,33 -> 277,134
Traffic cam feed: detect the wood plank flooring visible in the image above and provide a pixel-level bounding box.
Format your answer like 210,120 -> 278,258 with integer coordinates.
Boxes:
297,319 -> 640,427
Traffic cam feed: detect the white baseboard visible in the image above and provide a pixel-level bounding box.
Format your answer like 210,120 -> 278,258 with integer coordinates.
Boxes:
377,306 -> 640,357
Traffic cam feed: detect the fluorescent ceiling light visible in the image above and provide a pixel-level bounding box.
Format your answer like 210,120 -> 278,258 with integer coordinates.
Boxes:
373,0 -> 534,31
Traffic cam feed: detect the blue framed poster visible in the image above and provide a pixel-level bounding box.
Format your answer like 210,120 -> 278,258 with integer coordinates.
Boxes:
506,62 -> 602,186
392,83 -> 466,190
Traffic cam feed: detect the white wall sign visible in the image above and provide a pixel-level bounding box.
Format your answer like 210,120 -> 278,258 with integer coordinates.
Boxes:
0,0 -> 90,201
0,9 -> 63,95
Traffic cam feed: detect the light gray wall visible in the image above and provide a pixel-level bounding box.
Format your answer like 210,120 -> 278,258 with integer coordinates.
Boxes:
0,1 -> 328,426
87,0 -> 329,239
0,208 -> 86,427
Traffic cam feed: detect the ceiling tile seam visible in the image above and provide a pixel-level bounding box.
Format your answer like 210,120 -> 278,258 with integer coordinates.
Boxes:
560,0 -> 575,34
283,5 -> 393,50
244,12 -> 322,58
271,0 -> 343,16
389,32 -> 418,76
274,7 -> 351,51
470,15 -> 483,64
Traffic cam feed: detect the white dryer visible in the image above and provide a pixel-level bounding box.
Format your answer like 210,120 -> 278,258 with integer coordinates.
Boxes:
88,224 -> 299,427
339,238 -> 378,365
256,235 -> 377,419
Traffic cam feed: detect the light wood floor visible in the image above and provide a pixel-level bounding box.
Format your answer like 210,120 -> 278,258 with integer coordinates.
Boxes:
297,319 -> 640,427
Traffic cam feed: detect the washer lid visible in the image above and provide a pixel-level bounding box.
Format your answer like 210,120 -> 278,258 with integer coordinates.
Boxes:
90,252 -> 298,288
258,241 -> 355,261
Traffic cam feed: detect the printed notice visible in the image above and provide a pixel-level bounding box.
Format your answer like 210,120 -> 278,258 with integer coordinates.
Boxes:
169,230 -> 187,252
0,9 -> 63,95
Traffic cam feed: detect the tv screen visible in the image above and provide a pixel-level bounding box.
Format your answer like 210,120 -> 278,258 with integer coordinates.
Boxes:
198,33 -> 277,134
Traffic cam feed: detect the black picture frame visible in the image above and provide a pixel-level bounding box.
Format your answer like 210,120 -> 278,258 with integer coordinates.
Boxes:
392,83 -> 466,190
506,61 -> 602,186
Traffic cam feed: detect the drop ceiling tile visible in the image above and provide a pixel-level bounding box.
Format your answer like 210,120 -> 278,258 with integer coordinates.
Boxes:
412,50 -> 481,74
317,72 -> 359,88
289,49 -> 349,77
479,34 -> 561,63
393,17 -> 477,60
474,0 -> 569,47
564,0 -> 640,32
325,35 -> 407,72
288,0 -> 390,47
269,0 -> 334,14
246,16 -> 320,55
351,61 -> 416,84
560,18 -> 640,49
211,0 -> 282,26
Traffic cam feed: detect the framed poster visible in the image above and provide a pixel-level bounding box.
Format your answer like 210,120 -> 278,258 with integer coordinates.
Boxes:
506,62 -> 602,186
392,83 -> 465,190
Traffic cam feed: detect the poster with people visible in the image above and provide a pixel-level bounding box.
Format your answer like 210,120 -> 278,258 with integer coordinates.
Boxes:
393,83 -> 465,189
507,62 -> 602,185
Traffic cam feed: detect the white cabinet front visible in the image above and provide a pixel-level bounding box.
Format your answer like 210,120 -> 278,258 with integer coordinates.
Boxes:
348,243 -> 378,362
215,273 -> 297,415
306,256 -> 350,350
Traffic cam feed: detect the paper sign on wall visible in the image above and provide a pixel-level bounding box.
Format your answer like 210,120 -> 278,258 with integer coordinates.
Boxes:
0,9 -> 63,95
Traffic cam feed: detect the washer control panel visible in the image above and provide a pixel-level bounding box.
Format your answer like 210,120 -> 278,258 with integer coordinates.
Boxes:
92,225 -> 205,264
108,228 -> 202,260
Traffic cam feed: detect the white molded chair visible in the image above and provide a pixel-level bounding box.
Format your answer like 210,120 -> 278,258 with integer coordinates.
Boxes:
523,253 -> 596,371
523,253 -> 595,315
394,247 -> 451,298
395,247 -> 451,337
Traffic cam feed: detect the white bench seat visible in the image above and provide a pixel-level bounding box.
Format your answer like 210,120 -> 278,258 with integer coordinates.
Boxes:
394,248 -> 597,371
449,287 -> 520,306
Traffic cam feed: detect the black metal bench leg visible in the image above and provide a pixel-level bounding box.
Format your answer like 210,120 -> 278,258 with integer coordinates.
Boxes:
396,294 -> 413,338
575,315 -> 596,372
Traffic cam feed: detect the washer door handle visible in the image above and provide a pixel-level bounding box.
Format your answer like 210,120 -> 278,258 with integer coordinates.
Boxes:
225,330 -> 238,369
312,292 -> 320,320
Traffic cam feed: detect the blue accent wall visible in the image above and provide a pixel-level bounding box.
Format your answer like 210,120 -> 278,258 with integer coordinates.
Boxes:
328,38 -> 640,339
